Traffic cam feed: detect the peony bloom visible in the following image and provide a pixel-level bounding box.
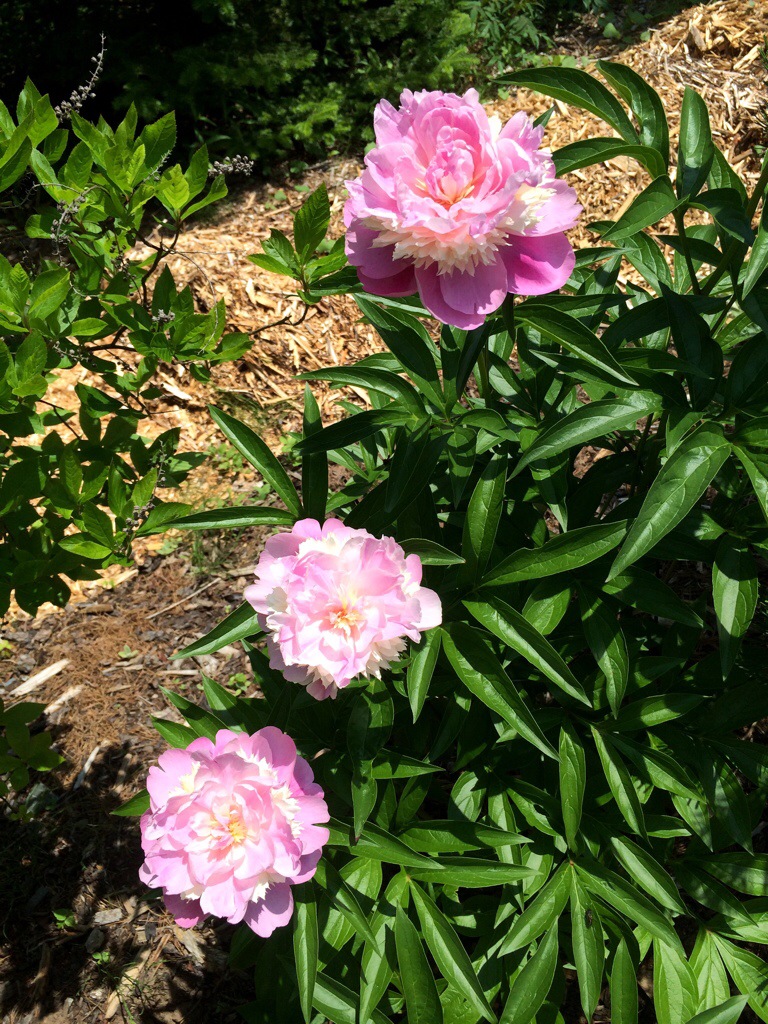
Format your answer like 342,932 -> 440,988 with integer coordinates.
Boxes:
244,518 -> 442,701
139,727 -> 329,936
344,88 -> 581,329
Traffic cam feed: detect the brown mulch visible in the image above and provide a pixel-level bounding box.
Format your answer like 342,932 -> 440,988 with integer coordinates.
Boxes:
2,0 -> 768,1020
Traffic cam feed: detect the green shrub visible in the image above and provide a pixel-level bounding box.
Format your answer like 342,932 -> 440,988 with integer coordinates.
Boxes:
140,65 -> 768,1023
0,80 -> 253,616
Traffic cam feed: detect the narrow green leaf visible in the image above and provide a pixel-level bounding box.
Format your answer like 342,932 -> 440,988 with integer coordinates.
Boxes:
609,423 -> 730,578
579,587 -> 629,714
173,602 -> 261,658
293,885 -> 318,1024
411,882 -> 496,1022
513,395 -> 656,473
408,629 -> 442,722
461,454 -> 507,584
498,864 -> 571,955
442,623 -> 559,760
610,836 -> 685,913
602,176 -> 680,241
713,535 -> 758,678
209,406 -> 302,517
501,67 -> 638,142
676,87 -> 715,199
500,921 -> 559,1024
168,506 -> 296,530
484,521 -> 627,585
559,723 -> 586,847
395,908 -> 443,1024
610,939 -> 638,1024
591,727 -> 646,837
465,596 -> 590,706
571,875 -> 605,1020
301,383 -> 328,522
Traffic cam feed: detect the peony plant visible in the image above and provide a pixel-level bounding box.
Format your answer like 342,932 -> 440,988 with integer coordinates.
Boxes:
128,66 -> 768,1024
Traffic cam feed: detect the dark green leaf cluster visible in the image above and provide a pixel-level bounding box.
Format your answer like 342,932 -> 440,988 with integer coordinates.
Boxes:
0,81 -> 256,614
0,697 -> 62,819
140,67 -> 768,1023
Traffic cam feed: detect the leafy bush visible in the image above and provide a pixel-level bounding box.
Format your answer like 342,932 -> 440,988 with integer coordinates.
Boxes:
0,80 -> 254,616
135,63 -> 768,1024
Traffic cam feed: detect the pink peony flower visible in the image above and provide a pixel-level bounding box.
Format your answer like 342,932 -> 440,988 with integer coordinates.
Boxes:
344,88 -> 581,329
139,727 -> 329,936
244,518 -> 442,701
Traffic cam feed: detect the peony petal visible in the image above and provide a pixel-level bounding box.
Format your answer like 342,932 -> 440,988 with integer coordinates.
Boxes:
244,883 -> 294,937
415,261 -> 507,329
502,232 -> 576,296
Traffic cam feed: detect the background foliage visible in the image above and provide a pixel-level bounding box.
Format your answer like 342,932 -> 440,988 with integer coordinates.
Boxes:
0,0 -> 637,174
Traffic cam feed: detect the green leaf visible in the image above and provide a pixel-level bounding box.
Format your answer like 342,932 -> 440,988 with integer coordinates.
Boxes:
712,536 -> 758,678
686,997 -> 750,1024
299,366 -> 425,416
173,602 -> 261,658
715,937 -> 768,1022
312,971 -> 392,1024
408,628 -> 442,722
354,295 -> 443,406
209,406 -> 302,518
408,858 -> 534,887
676,87 -> 714,199
743,200 -> 768,298
610,837 -> 685,913
168,507 -> 296,530
295,406 -> 412,455
111,789 -> 150,817
301,384 -> 328,522
442,623 -> 558,761
653,938 -> 698,1024
465,596 -> 590,706
693,853 -> 768,897
461,454 -> 507,584
500,921 -> 558,1024
400,821 -> 529,853
609,423 -> 730,578
330,819 -> 434,867
579,588 -> 629,714
610,939 -> 638,1024
602,565 -> 703,628
314,860 -> 378,947
596,61 -> 670,163
570,875 -> 605,1021
577,861 -> 681,947
28,267 -> 70,323
293,886 -> 318,1024
614,693 -> 703,731
484,521 -> 627,586
498,864 -> 571,955
559,723 -> 586,847
502,67 -> 638,142
411,882 -> 495,1022
151,717 -> 197,748
395,908 -> 443,1024
690,930 -> 731,1013
591,727 -> 646,836
513,395 -> 657,473
294,184 -> 330,259
518,305 -> 637,387
601,176 -> 680,241
553,138 -> 665,178
59,536 -> 111,560
400,538 -> 464,566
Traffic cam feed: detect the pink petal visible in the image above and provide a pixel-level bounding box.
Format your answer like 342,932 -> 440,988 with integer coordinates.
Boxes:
502,232 -> 575,296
